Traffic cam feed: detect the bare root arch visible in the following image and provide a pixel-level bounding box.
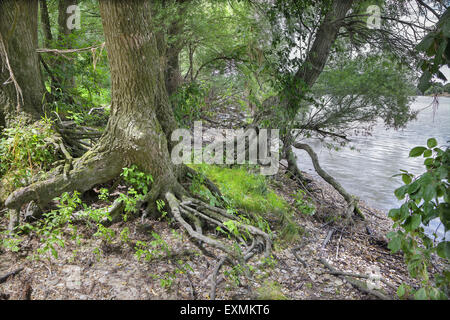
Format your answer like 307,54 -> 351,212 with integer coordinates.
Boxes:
292,142 -> 365,222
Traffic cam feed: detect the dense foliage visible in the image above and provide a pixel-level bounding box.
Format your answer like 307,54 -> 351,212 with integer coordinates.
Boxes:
388,139 -> 449,299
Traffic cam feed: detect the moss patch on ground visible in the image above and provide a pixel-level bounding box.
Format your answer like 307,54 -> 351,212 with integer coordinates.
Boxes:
190,164 -> 301,242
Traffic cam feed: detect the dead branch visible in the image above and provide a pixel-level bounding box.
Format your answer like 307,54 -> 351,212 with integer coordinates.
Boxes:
0,267 -> 23,284
319,257 -> 391,300
36,43 -> 105,56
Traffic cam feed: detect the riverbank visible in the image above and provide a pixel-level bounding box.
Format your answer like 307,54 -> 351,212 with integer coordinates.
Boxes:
0,165 -> 433,300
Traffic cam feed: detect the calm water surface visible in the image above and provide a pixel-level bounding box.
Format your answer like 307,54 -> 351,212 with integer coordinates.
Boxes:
294,96 -> 450,240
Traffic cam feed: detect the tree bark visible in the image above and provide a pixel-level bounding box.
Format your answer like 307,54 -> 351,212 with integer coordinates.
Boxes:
40,0 -> 53,47
56,0 -> 78,90
58,0 -> 78,41
160,0 -> 190,96
0,0 -> 46,125
294,0 -> 354,88
97,0 -> 178,182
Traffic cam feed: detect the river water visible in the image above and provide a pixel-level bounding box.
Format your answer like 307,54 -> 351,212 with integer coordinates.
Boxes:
294,96 -> 450,240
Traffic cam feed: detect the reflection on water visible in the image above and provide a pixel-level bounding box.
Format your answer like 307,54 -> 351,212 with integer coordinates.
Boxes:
294,96 -> 450,240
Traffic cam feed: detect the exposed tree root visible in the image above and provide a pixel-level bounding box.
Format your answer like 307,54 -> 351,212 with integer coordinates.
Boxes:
209,238 -> 260,300
53,120 -> 102,158
5,148 -> 123,211
293,143 -> 365,222
166,192 -> 272,258
5,147 -> 273,298
0,268 -> 23,284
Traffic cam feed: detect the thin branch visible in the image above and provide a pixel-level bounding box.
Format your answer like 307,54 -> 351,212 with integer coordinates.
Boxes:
0,32 -> 23,112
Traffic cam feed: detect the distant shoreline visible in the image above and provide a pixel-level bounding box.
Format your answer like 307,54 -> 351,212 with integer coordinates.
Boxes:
424,93 -> 450,97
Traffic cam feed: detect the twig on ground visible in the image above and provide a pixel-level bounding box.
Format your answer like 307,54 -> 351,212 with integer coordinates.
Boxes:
321,229 -> 335,249
0,268 -> 24,284
319,257 -> 391,300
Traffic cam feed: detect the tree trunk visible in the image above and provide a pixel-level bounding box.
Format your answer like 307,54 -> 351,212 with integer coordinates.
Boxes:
40,0 -> 53,47
165,44 -> 183,96
5,0 -> 182,211
164,1 -> 189,96
98,0 -> 178,183
294,0 -> 354,88
58,0 -> 78,40
56,0 -> 78,90
0,0 -> 46,126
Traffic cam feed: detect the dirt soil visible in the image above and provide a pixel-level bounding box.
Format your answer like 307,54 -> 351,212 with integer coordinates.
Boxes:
1,164 -> 442,301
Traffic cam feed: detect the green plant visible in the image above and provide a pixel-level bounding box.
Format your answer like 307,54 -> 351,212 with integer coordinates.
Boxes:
159,260 -> 194,290
134,232 -> 171,262
120,227 -> 131,243
189,164 -> 300,242
387,138 -> 449,300
256,280 -> 287,300
121,165 -> 153,194
293,189 -> 315,216
98,188 -> 110,201
0,119 -> 57,188
224,263 -> 247,287
94,224 -> 116,244
35,191 -> 83,259
170,81 -> 210,127
156,199 -> 169,221
0,232 -> 24,253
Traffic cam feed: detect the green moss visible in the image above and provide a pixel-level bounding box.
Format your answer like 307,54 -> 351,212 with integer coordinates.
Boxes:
191,164 -> 287,215
256,280 -> 288,300
190,164 -> 302,242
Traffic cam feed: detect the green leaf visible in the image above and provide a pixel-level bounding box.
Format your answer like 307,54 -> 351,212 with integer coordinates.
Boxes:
438,203 -> 450,230
436,241 -> 450,260
407,180 -> 421,195
409,214 -> 422,231
388,208 -> 400,221
424,158 -> 434,166
423,184 -> 436,202
397,284 -> 406,298
414,288 -> 428,300
416,33 -> 435,52
388,233 -> 402,253
409,146 -> 427,157
402,174 -> 412,185
427,138 -> 438,148
418,71 -> 432,93
394,185 -> 408,200
423,149 -> 432,158
401,203 -> 411,221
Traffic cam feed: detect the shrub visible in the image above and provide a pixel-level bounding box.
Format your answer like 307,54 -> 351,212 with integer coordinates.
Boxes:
387,138 -> 449,300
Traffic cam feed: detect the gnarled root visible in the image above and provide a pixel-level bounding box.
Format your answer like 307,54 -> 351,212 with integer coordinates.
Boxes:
293,142 -> 365,222
165,191 -> 272,300
4,148 -> 123,211
5,148 -> 272,299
